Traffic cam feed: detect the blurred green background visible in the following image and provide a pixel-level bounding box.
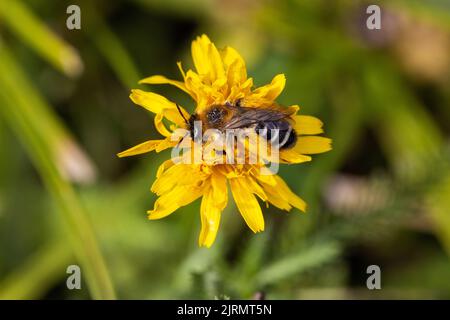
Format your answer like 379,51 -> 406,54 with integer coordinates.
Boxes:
0,0 -> 450,299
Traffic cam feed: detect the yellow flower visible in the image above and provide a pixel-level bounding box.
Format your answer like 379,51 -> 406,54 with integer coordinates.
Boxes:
118,35 -> 331,247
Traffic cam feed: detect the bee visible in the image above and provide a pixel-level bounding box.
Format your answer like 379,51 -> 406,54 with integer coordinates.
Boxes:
176,100 -> 297,150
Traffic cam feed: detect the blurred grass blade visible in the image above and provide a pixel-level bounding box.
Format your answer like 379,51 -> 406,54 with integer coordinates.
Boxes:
285,82 -> 366,239
364,61 -> 450,255
364,62 -> 442,182
428,175 -> 450,255
0,0 -> 83,77
80,3 -> 140,87
255,242 -> 341,287
302,82 -> 365,200
0,36 -> 96,184
89,17 -> 140,87
0,241 -> 73,299
0,44 -> 116,299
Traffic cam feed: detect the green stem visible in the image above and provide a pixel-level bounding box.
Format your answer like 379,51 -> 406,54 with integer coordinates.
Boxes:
0,45 -> 116,299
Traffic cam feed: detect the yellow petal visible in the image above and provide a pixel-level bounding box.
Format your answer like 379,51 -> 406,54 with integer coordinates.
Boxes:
177,61 -> 186,79
287,104 -> 300,114
156,138 -> 177,152
251,169 -> 289,210
241,77 -> 254,91
251,167 -> 277,186
191,35 -> 211,76
154,113 -> 172,137
272,175 -> 307,212
185,70 -> 212,108
148,184 -> 204,220
242,176 -> 267,202
211,170 -> 228,210
164,107 -> 190,128
117,139 -> 165,158
130,89 -> 175,114
294,136 -> 332,154
253,171 -> 306,212
156,159 -> 175,178
245,74 -> 286,105
151,164 -> 187,196
208,45 -> 226,83
139,75 -> 194,98
230,177 -> 264,233
264,188 -> 292,211
198,183 -> 223,248
191,34 -> 225,83
199,193 -> 221,247
220,46 -> 245,72
221,46 -> 247,86
131,89 -> 189,127
293,115 -> 324,135
279,149 -> 312,163
152,164 -> 208,195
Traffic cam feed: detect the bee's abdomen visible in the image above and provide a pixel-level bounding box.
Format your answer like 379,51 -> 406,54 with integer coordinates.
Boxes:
255,121 -> 297,149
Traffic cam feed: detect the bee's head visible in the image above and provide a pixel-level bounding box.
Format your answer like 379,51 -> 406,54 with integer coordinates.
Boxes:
206,105 -> 227,126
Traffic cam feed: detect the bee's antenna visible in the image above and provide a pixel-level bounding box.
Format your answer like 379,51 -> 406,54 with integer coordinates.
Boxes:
176,104 -> 189,124
176,131 -> 189,148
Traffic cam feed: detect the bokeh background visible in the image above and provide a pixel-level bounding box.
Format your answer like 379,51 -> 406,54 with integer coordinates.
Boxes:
0,0 -> 450,299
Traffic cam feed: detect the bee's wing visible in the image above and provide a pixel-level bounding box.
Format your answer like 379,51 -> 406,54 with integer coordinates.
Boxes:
223,105 -> 293,129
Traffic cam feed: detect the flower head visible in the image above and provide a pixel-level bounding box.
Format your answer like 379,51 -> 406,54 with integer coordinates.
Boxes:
118,35 -> 331,247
